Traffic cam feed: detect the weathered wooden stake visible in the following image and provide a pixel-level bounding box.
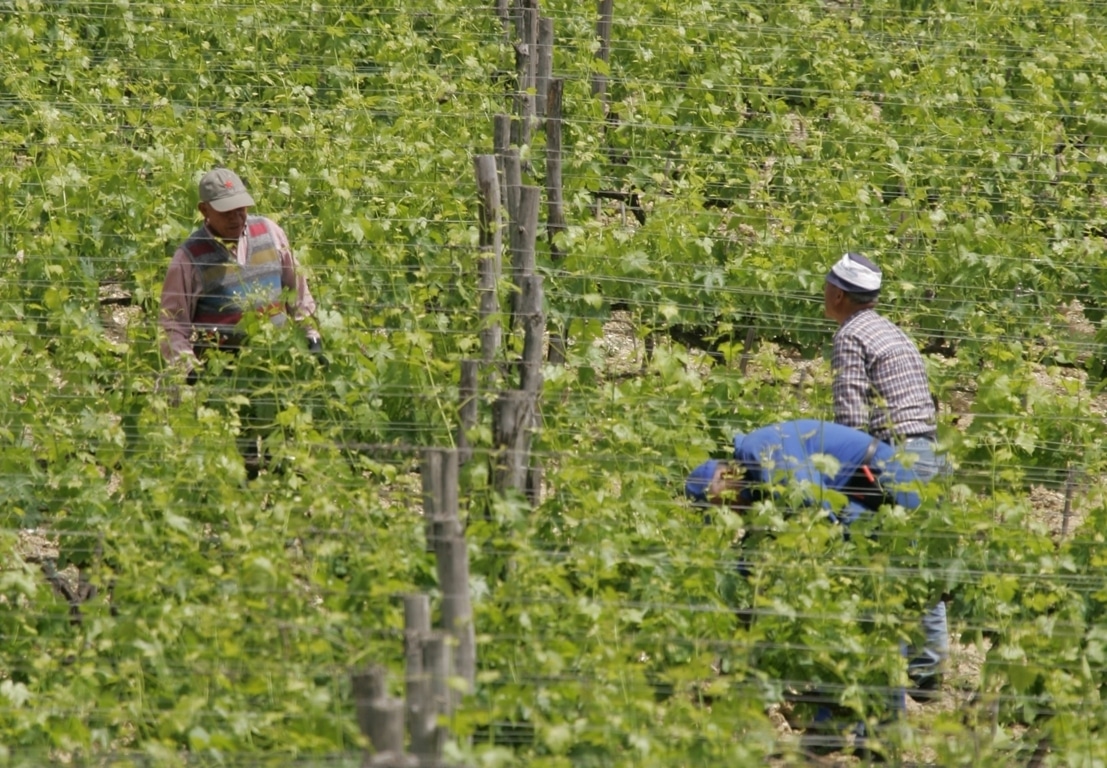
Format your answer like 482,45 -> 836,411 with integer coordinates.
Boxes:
423,448 -> 476,695
1060,465 -> 1078,538
545,78 -> 566,260
421,449 -> 443,554
436,534 -> 476,695
502,149 -> 523,232
422,632 -> 454,757
493,390 -> 533,494
536,16 -> 553,119
519,275 -> 545,398
457,360 -> 479,466
493,113 -> 514,220
592,0 -> 614,103
545,76 -> 567,364
403,594 -> 435,759
352,666 -> 412,767
473,155 -> 503,366
423,448 -> 461,553
510,186 -> 541,324
511,0 -> 538,148
737,326 -> 759,376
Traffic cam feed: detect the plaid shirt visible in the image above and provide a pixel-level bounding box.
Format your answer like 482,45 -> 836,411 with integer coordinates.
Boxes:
831,309 -> 936,442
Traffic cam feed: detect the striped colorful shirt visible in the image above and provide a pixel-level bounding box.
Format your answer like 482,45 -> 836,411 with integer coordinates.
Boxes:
159,216 -> 318,363
831,309 -> 936,442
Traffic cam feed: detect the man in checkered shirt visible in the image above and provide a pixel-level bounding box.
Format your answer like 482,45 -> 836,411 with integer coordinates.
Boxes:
823,252 -> 944,481
823,251 -> 949,700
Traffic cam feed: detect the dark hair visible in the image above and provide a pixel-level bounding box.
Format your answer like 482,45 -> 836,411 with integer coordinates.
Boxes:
843,289 -> 880,305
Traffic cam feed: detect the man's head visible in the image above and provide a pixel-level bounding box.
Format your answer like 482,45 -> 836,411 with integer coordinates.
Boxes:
823,251 -> 881,324
686,459 -> 749,508
197,168 -> 255,240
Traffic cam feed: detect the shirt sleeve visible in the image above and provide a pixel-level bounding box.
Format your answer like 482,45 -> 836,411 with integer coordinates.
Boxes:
271,221 -> 321,342
832,331 -> 870,431
159,249 -> 198,365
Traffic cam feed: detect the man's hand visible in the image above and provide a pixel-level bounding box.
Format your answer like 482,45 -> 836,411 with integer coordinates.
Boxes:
308,337 -> 330,369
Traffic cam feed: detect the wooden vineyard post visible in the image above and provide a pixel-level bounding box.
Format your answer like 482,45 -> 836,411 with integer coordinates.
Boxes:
536,16 -> 553,119
518,274 -> 545,504
493,114 -> 516,223
511,0 -> 538,149
420,448 -> 442,555
473,155 -> 503,367
492,390 -> 531,495
426,450 -> 475,696
403,594 -> 435,758
1060,464 -> 1079,539
737,326 -> 759,376
351,666 -> 415,768
518,275 -> 545,401
509,185 -> 540,326
422,632 -> 455,758
457,360 -> 479,466
492,275 -> 545,500
592,0 -> 614,104
546,77 -> 567,364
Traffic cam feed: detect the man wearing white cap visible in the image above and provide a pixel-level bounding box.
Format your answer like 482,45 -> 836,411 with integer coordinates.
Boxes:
823,252 -> 942,481
823,252 -> 948,700
159,167 -> 323,367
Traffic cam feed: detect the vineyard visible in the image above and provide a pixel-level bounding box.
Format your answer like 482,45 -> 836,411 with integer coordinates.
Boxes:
4,0 -> 1107,765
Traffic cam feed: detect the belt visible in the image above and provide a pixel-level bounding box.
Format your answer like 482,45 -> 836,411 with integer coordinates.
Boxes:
901,432 -> 937,441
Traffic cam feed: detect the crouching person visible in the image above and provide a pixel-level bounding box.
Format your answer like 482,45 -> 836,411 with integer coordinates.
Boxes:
686,419 -> 949,757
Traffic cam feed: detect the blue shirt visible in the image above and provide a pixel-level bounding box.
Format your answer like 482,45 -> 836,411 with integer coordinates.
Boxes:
733,419 -> 922,524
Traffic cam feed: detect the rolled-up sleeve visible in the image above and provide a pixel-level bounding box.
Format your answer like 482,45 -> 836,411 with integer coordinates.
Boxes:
159,249 -> 198,364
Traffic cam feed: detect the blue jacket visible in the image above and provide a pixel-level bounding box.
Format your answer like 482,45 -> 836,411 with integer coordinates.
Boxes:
733,419 -> 922,524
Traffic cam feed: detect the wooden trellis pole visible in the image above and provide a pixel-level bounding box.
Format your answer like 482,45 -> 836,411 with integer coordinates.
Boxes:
511,0 -> 538,149
423,449 -> 461,540
473,154 -> 503,366
592,0 -> 614,104
509,185 -> 540,325
536,16 -> 553,119
402,594 -> 435,758
492,389 -> 533,495
353,450 -> 476,767
545,78 -> 566,261
545,76 -> 567,364
427,450 -> 475,695
457,360 -> 479,465
492,114 -> 516,223
352,666 -> 415,768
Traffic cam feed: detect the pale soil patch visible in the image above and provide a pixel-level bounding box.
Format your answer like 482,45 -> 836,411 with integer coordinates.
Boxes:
16,529 -> 59,562
596,310 -> 641,374
99,280 -> 143,346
